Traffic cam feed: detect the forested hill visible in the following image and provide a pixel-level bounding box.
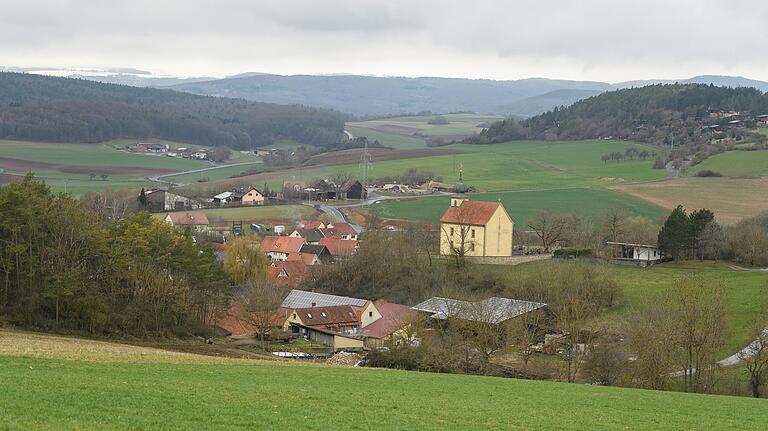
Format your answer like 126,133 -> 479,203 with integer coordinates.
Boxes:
0,72 -> 345,149
469,84 -> 768,149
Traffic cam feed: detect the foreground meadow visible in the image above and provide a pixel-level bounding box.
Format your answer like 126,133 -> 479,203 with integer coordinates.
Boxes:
1,330 -> 766,430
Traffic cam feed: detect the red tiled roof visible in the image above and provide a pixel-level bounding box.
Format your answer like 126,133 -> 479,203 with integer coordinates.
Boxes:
301,220 -> 325,230
439,200 -> 501,226
270,260 -> 312,286
165,211 -> 210,226
363,303 -> 418,339
286,252 -> 319,265
291,304 -> 360,327
321,222 -> 357,239
260,236 -> 306,253
319,238 -> 358,256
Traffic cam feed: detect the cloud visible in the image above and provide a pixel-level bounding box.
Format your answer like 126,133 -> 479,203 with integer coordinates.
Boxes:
1,0 -> 767,82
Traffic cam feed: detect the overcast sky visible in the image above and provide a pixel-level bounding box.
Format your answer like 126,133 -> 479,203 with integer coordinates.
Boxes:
2,0 -> 768,82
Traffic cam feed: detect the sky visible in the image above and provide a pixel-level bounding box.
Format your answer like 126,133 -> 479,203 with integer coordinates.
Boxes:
2,0 -> 768,83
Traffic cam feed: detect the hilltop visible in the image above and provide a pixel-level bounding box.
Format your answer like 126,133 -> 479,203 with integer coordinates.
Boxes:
0,72 -> 344,150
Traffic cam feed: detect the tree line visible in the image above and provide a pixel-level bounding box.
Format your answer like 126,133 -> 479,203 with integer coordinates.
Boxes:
0,72 -> 345,150
0,175 -> 229,336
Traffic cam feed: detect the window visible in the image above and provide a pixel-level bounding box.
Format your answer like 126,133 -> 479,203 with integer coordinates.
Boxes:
471,229 -> 475,239
450,227 -> 455,236
368,311 -> 373,317
469,243 -> 475,251
321,312 -> 327,317
307,313 -> 313,319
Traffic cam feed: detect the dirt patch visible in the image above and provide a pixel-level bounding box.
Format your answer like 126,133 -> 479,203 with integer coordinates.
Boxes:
0,157 -> 177,176
611,177 -> 768,225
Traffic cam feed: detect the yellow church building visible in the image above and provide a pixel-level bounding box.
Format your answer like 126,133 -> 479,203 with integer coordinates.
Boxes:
439,197 -> 514,257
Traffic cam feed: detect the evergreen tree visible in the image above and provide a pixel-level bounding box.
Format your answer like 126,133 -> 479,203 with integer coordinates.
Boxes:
137,188 -> 148,210
658,205 -> 691,260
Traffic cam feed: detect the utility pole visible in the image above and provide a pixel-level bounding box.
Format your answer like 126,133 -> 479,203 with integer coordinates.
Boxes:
360,138 -> 372,205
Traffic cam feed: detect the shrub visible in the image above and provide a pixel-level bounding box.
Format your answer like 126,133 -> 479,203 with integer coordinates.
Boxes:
695,170 -> 722,177
553,248 -> 593,258
427,115 -> 449,125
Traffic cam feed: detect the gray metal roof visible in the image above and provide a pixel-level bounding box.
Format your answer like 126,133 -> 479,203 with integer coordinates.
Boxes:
281,289 -> 368,309
411,296 -> 546,324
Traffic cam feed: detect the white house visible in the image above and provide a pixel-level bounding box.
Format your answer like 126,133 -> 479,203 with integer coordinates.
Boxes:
606,242 -> 663,265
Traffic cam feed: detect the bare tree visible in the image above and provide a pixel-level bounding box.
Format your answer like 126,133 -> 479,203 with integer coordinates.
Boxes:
739,324 -> 768,398
235,279 -> 288,350
507,306 -> 546,370
527,209 -> 568,251
602,205 -> 628,242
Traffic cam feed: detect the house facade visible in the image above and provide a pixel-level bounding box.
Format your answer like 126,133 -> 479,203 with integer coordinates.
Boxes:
145,189 -> 199,212
439,198 -> 513,257
606,242 -> 663,266
241,188 -> 265,206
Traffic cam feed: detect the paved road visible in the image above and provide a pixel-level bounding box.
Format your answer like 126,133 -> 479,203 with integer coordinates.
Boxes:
148,161 -> 262,186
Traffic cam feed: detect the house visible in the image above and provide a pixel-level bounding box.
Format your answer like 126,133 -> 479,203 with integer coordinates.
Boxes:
190,151 -> 208,160
298,243 -> 331,262
268,260 -> 313,286
382,183 -> 407,193
286,251 -> 322,266
411,296 -> 546,325
164,211 -> 210,232
289,228 -> 326,244
283,180 -> 306,199
439,197 -> 513,257
260,236 -> 306,262
280,290 -> 381,327
339,179 -> 366,200
289,323 -> 365,352
212,191 -> 243,207
298,220 -> 326,230
285,305 -> 361,334
319,238 -> 358,258
213,305 -> 286,337
255,148 -> 271,157
757,114 -> 768,126
241,188 -> 265,206
606,242 -> 663,266
320,222 -> 358,241
145,189 -> 199,212
362,303 -> 419,348
143,143 -> 168,153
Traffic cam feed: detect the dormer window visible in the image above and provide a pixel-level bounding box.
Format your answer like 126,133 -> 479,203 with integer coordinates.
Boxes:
321,312 -> 327,317
307,313 -> 313,319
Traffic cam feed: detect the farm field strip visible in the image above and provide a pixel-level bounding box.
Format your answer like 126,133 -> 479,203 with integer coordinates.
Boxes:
689,150 -> 768,178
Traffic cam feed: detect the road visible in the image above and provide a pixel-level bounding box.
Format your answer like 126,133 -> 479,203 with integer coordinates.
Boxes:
343,130 -> 354,140
148,161 -> 262,186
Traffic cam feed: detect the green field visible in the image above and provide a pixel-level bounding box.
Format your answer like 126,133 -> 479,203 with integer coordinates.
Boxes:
348,113 -> 502,138
161,162 -> 264,184
200,205 -> 315,225
346,125 -> 428,149
1,330 -> 767,430
228,140 -> 666,194
690,150 -> 768,177
0,140 -> 209,171
604,264 -> 768,354
373,188 -> 667,227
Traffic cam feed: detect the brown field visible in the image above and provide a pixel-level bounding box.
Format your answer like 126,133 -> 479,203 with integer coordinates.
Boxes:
611,177 -> 768,224
0,156 -> 177,176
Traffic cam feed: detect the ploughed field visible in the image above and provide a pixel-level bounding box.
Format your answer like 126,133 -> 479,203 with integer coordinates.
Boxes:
1,329 -> 766,430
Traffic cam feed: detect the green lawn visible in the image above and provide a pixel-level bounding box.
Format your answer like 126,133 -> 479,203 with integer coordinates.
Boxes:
348,113 -> 503,140
2,355 -> 767,429
690,150 -> 768,177
373,188 -> 667,227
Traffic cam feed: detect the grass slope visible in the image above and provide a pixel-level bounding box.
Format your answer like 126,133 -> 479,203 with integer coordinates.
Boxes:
1,330 -> 766,430
373,188 -> 666,227
690,150 -> 768,177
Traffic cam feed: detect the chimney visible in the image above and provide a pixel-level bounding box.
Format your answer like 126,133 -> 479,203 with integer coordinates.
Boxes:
311,302 -> 316,307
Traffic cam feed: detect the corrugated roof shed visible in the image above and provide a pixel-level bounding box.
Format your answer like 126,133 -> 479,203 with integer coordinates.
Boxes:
282,289 -> 368,309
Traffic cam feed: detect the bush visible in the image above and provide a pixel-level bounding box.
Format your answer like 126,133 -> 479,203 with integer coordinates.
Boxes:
427,115 -> 449,125
695,170 -> 722,177
553,248 -> 593,258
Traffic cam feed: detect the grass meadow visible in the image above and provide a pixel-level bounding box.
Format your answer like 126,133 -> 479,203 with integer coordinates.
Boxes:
372,188 -> 667,227
689,150 -> 768,177
1,330 -> 767,430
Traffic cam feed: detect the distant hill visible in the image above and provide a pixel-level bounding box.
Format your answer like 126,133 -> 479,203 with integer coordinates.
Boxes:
469,84 -> 768,150
496,89 -> 604,117
168,74 -> 613,116
615,75 -> 768,93
0,72 -> 345,150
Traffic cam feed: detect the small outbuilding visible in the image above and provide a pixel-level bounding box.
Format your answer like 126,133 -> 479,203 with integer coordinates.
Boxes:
606,242 -> 663,266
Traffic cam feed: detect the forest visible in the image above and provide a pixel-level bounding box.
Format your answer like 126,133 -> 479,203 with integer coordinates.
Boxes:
0,72 -> 345,149
468,84 -> 768,153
